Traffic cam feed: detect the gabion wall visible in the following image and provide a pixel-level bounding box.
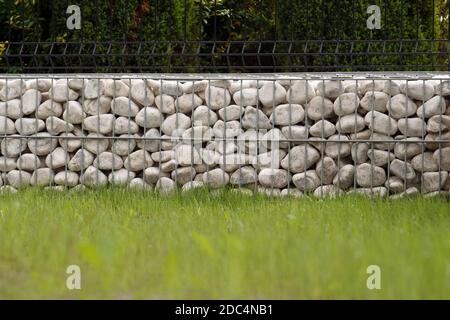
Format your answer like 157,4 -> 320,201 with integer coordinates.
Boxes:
0,74 -> 450,198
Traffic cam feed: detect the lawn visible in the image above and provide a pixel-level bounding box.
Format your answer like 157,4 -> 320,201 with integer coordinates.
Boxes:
0,188 -> 449,299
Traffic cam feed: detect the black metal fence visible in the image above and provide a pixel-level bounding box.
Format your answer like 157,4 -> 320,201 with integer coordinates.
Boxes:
0,0 -> 449,73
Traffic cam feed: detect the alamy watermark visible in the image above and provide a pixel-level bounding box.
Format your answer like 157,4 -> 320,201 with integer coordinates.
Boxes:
367,5 -> 381,30
66,5 -> 81,30
65,5 -> 382,31
366,265 -> 381,290
66,265 -> 81,290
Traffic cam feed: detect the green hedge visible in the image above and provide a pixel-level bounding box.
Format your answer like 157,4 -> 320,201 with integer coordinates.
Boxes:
0,0 -> 448,71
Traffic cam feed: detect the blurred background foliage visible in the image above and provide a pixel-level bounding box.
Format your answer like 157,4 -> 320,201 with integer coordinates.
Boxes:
0,0 -> 448,72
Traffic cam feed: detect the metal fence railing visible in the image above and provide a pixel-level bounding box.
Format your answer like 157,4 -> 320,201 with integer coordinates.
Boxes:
0,73 -> 449,197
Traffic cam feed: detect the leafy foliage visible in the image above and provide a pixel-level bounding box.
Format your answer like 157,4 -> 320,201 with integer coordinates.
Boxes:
0,0 -> 448,71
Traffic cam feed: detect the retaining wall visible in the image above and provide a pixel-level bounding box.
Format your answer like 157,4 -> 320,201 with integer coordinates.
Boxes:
0,73 -> 450,198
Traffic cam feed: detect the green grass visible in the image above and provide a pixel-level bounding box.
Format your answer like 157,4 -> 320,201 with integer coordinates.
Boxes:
0,188 -> 449,299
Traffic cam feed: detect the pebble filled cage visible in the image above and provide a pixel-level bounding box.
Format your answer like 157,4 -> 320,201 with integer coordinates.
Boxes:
0,1 -> 449,197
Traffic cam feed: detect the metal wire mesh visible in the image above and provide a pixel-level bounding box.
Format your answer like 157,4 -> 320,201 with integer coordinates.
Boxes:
0,73 -> 449,197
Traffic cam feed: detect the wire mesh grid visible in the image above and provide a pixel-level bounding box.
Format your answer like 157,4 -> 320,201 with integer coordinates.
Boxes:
0,73 -> 449,197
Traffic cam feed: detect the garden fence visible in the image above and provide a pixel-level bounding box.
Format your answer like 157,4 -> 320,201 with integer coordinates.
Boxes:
1,73 -> 450,197
1,1 -> 450,196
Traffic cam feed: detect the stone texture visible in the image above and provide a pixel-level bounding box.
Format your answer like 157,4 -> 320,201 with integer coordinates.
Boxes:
258,82 -> 286,107
135,107 -> 164,129
269,104 -> 305,125
400,81 -> 434,101
281,145 -> 320,173
305,96 -> 334,120
258,168 -> 290,188
333,93 -> 359,116
1,75 -> 449,196
387,94 -> 417,119
286,80 -> 315,104
204,86 -> 231,110
356,163 -> 386,187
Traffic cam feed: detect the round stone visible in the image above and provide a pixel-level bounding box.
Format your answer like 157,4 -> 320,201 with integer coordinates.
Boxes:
333,164 -> 354,189
305,96 -> 334,120
360,91 -> 389,113
397,118 -> 426,137
124,150 -> 153,171
269,104 -> 305,125
155,177 -> 176,194
111,97 -> 140,117
6,170 -> 31,188
94,152 -> 123,170
192,105 -> 218,126
333,93 -> 359,116
258,82 -> 286,107
400,81 -> 434,101
416,96 -> 446,119
68,149 -> 94,172
241,106 -> 271,129
36,100 -> 63,119
108,169 -> 135,185
0,99 -> 24,119
232,88 -> 258,106
309,120 -> 336,138
364,111 -> 398,136
204,86 -> 231,110
83,133 -> 110,155
114,116 -> 139,134
389,159 -> 416,181
315,156 -> 338,184
63,101 -> 85,124
0,116 -> 16,134
54,171 -> 79,187
83,114 -> 115,134
316,80 -> 344,99
292,170 -> 320,191
155,94 -> 175,114
135,107 -> 164,129
230,166 -> 257,185
324,135 -> 351,159
83,80 -> 105,99
161,113 -> 191,136
356,163 -> 386,187
143,167 -> 169,185
17,153 -> 41,171
30,168 -> 54,186
130,80 -> 155,106
218,105 -> 244,121
45,147 -> 70,169
1,136 -> 27,157
83,96 -> 112,115
174,93 -> 203,113
112,134 -> 137,156
81,166 -> 107,187
286,80 -> 315,104
258,168 -> 290,188
136,128 -> 161,152
280,144 -> 320,173
21,89 -> 41,115
367,149 -> 395,166
103,79 -> 129,97
387,94 -> 417,119
46,116 -> 74,135
335,114 -> 365,133
49,84 -> 79,102
203,168 -> 229,188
